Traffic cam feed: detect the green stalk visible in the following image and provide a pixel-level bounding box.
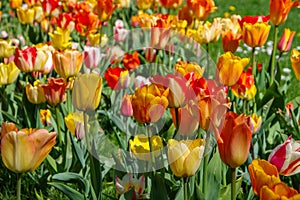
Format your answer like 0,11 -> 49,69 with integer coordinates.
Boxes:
231,168 -> 236,200
206,43 -> 210,78
202,132 -> 210,195
270,25 -> 279,86
146,125 -> 156,170
251,47 -> 256,76
55,106 -> 63,144
16,173 -> 22,200
184,177 -> 189,200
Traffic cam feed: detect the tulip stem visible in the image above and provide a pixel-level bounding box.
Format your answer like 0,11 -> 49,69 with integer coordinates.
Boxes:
206,43 -> 210,78
16,173 -> 22,200
184,177 -> 189,200
55,106 -> 63,145
146,125 -> 156,169
270,25 -> 279,86
251,47 -> 256,76
231,167 -> 236,200
202,132 -> 210,195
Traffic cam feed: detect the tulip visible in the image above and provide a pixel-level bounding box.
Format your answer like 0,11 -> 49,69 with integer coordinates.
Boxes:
178,5 -> 194,26
160,0 -> 184,8
0,39 -> 15,58
72,73 -> 102,111
240,16 -> 271,48
40,0 -> 60,16
168,138 -> 205,177
74,11 -> 100,37
16,7 -> 35,24
136,0 -> 155,10
35,43 -> 55,74
115,174 -> 145,198
248,159 -> 281,195
96,0 -> 117,22
84,46 -> 102,69
216,52 -> 250,86
26,80 -> 46,104
1,123 -> 57,173
114,0 -> 130,8
268,136 -> 300,176
187,0 -> 217,21
129,134 -> 163,161
250,113 -> 262,134
10,0 -> 23,9
231,71 -> 257,100
64,112 -> 85,136
49,27 -> 72,50
113,19 -> 129,43
217,112 -> 252,168
222,30 -> 242,53
87,33 -> 101,47
270,0 -> 299,26
290,49 -> 300,81
174,61 -> 204,79
122,51 -> 140,71
150,17 -> 171,49
260,182 -> 300,200
42,78 -> 67,107
194,19 -> 222,44
40,109 -> 52,126
131,84 -> 169,124
120,94 -> 133,117
104,67 -> 129,90
53,49 -> 83,78
277,28 -> 296,53
0,62 -> 20,85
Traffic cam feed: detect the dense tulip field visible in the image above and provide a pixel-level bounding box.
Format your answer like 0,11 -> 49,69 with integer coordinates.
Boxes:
1,0 -> 300,199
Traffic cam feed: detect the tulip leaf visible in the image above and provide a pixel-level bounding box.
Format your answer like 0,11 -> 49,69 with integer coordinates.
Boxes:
45,155 -> 58,173
218,175 -> 244,200
70,135 -> 85,167
174,185 -> 184,200
150,173 -> 169,200
48,182 -> 85,200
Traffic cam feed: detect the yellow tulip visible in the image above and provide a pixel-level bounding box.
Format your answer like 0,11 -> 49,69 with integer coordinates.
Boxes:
49,27 -> 72,51
64,112 -> 85,136
26,80 -> 46,104
217,52 -> 250,86
174,61 -> 204,79
242,22 -> 271,48
1,123 -> 57,173
129,134 -> 163,161
16,7 -> 35,24
290,49 -> 300,81
0,39 -> 15,58
72,73 -> 102,111
53,49 -> 83,78
0,62 -> 20,85
260,182 -> 300,200
40,109 -> 51,126
250,113 -> 262,134
168,138 -> 205,177
194,19 -> 222,44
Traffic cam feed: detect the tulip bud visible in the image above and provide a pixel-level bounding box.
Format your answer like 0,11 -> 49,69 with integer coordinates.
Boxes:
290,49 -> 300,81
277,28 -> 295,52
120,94 -> 133,117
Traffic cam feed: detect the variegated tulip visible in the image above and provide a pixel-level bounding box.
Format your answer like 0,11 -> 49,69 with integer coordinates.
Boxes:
53,49 -> 83,78
194,18 -> 222,44
1,122 -> 56,173
26,80 -> 46,104
250,113 -> 262,134
96,0 -> 117,22
270,0 -> 299,26
217,112 -> 253,168
129,134 -> 163,161
216,52 -> 250,86
104,67 -> 129,90
268,136 -> 300,176
174,61 -> 204,79
42,78 -> 67,107
40,109 -> 52,126
115,174 -> 145,198
72,73 -> 102,111
0,62 -> 20,85
277,28 -> 295,52
168,138 -> 205,177
290,49 -> 300,81
64,112 -> 85,136
248,159 -> 281,195
231,71 -> 257,100
84,46 -> 102,69
187,0 -> 217,21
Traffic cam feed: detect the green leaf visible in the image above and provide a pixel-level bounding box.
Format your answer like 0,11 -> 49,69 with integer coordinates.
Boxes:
70,134 -> 86,167
150,174 -> 169,200
48,182 -> 84,200
218,175 -> 244,200
174,185 -> 184,200
45,155 -> 57,173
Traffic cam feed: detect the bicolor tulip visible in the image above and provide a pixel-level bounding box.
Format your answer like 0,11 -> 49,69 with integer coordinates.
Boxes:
129,134 -> 163,161
290,49 -> 300,81
222,30 -> 242,53
26,80 -> 46,104
53,49 -> 83,78
72,73 -> 102,111
113,19 -> 129,43
239,15 -> 271,48
168,138 -> 205,177
120,94 -> 133,117
115,174 -> 145,198
160,0 -> 184,8
0,62 -> 20,85
40,109 -> 52,126
84,46 -> 102,69
64,112 -> 85,137
270,0 -> 299,26
277,28 -> 295,53
1,122 -> 56,173
56,13 -> 75,32
194,19 -> 222,44
96,0 -> 117,22
248,159 -> 281,195
217,112 -> 253,168
42,78 -> 67,107
123,51 -> 140,71
174,61 -> 204,79
104,67 -> 129,90
216,52 -> 250,86
0,39 -> 15,58
49,27 -> 72,50
268,136 -> 300,176
260,182 -> 300,200
74,11 -> 100,37
131,84 -> 169,124
187,0 -> 217,21
231,71 -> 257,100
250,113 -> 262,134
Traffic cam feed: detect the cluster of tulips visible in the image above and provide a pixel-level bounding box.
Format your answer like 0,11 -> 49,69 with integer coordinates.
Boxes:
1,0 -> 300,199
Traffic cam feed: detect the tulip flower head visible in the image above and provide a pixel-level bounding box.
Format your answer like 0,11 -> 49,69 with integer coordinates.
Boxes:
123,51 -> 140,71
49,27 -> 72,50
268,136 -> 300,176
104,67 -> 130,90
168,138 -> 205,177
42,78 -> 67,107
115,174 -> 145,198
160,0 -> 184,9
0,39 -> 15,58
1,122 -> 57,173
277,28 -> 295,52
260,182 -> 300,200
174,61 -> 204,79
0,62 -> 20,85
26,80 -> 47,104
290,49 -> 300,81
231,71 -> 257,100
40,109 -> 52,126
270,0 -> 299,26
120,94 -> 133,117
187,0 -> 217,21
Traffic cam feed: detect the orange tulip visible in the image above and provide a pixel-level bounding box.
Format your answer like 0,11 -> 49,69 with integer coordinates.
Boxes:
53,49 -> 83,78
216,51 -> 250,86
1,122 -> 56,173
104,67 -> 129,90
96,0 -> 117,22
260,182 -> 300,200
290,49 -> 300,81
187,0 -> 217,21
222,30 -> 242,53
231,71 -> 257,100
248,159 -> 281,195
122,51 -> 140,71
277,28 -> 296,52
160,0 -> 184,9
270,0 -> 299,26
42,78 -> 67,107
131,84 -> 169,124
10,0 -> 23,9
217,112 -> 253,168
178,5 -> 194,26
